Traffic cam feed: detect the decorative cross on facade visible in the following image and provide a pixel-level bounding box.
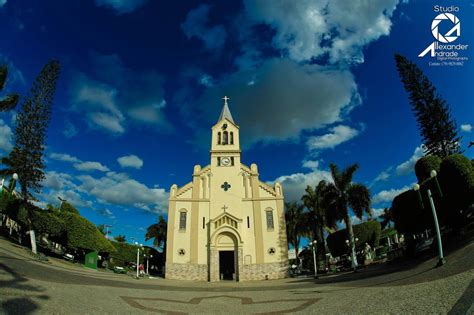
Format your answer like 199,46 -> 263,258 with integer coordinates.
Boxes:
222,95 -> 230,106
221,205 -> 228,212
221,181 -> 231,191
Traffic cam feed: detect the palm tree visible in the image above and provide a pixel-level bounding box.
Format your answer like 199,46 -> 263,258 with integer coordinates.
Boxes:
379,208 -> 393,229
285,202 -> 306,260
302,180 -> 329,269
145,215 -> 167,254
0,66 -> 19,111
323,163 -> 371,271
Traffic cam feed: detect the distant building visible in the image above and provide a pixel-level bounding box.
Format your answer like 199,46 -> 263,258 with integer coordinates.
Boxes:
165,97 -> 288,281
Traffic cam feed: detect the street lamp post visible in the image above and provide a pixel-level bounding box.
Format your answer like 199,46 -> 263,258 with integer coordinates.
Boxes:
135,242 -> 142,278
345,237 -> 359,271
413,169 -> 446,267
147,254 -> 153,275
310,240 -> 318,279
10,173 -> 18,195
58,196 -> 67,211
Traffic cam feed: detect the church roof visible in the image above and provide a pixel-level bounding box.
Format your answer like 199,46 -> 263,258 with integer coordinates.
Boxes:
218,96 -> 234,123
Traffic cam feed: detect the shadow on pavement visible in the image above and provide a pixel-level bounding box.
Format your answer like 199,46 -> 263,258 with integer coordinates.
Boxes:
448,279 -> 474,315
287,240 -> 474,288
0,262 -> 49,314
2,298 -> 39,315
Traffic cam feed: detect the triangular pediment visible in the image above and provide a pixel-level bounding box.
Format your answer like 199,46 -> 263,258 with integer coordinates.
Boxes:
211,212 -> 242,229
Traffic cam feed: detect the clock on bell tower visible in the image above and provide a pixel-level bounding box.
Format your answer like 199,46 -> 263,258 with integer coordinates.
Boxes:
211,96 -> 240,168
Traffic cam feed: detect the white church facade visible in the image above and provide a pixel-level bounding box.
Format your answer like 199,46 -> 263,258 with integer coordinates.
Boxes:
165,97 -> 288,281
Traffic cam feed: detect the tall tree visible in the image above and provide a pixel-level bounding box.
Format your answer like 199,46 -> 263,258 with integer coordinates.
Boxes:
0,65 -> 19,111
285,202 -> 306,260
145,215 -> 167,254
8,59 -> 60,201
323,163 -> 371,271
301,181 -> 329,269
395,54 -> 461,157
7,59 -> 61,253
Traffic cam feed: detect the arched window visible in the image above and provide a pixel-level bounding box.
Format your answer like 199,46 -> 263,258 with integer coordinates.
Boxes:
223,131 -> 228,145
265,208 -> 274,230
217,132 -> 221,144
230,132 -> 234,144
179,210 -> 187,230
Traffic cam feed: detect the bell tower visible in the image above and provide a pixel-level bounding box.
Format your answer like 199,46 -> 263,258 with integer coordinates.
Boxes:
211,96 -> 241,168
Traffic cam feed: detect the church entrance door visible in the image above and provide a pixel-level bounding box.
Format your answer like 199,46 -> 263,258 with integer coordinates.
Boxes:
219,251 -> 235,280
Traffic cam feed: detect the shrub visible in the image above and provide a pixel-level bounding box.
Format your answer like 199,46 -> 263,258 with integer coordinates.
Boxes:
108,241 -> 141,267
31,209 -> 66,240
415,155 -> 442,183
391,189 -> 433,235
58,211 -> 115,253
326,221 -> 382,257
439,154 -> 474,224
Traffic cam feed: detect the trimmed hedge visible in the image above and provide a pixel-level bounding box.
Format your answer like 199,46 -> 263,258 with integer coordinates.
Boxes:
58,211 -> 116,253
31,209 -> 66,240
439,154 -> 474,214
415,155 -> 441,183
326,220 -> 381,257
108,241 -> 141,267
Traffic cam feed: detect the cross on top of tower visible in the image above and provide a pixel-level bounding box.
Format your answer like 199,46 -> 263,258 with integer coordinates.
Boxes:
222,96 -> 230,106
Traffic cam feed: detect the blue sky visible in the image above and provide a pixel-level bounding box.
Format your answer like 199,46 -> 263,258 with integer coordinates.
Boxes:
0,0 -> 473,247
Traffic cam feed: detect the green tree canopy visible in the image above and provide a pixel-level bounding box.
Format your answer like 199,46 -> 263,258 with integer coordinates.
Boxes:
0,65 -> 20,111
395,54 -> 461,157
326,220 -> 382,257
8,60 -> 61,202
415,155 -> 442,183
145,215 -> 167,251
285,202 -> 306,258
322,163 -> 371,269
59,212 -> 115,253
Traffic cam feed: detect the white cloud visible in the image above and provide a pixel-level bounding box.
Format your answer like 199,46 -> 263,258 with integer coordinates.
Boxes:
89,112 -> 125,134
94,0 -> 147,14
189,58 -> 359,145
70,52 -> 169,134
302,160 -> 320,170
117,154 -> 143,169
98,208 -> 115,219
43,171 -> 76,191
374,171 -> 390,182
372,208 -> 385,218
49,152 -> 81,163
306,125 -> 359,151
244,0 -> 399,64
74,161 -> 110,172
77,172 -> 168,212
372,185 -> 411,205
396,146 -> 424,176
181,4 -> 227,51
0,119 -> 13,152
272,168 -> 332,202
461,124 -> 472,132
63,121 -> 78,138
370,167 -> 393,187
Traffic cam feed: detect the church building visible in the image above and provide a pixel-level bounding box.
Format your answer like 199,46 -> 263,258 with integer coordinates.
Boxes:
165,97 -> 288,281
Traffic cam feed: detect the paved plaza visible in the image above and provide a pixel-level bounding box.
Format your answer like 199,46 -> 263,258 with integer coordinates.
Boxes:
0,238 -> 473,314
